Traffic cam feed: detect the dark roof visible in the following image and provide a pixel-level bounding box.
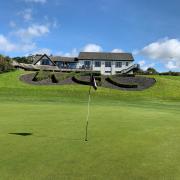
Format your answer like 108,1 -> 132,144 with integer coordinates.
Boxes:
33,54 -> 57,66
51,56 -> 77,62
78,52 -> 134,61
32,55 -> 43,64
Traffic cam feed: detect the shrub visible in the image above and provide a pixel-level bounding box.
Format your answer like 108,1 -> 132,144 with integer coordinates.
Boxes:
32,70 -> 50,81
32,72 -> 39,81
51,74 -> 58,83
56,72 -> 77,81
0,55 -> 14,73
159,71 -> 180,76
13,56 -> 33,64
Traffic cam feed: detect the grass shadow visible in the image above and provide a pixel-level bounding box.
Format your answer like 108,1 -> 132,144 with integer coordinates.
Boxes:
9,133 -> 33,136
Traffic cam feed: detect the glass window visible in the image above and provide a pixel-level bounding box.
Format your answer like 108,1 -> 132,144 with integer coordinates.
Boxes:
126,62 -> 129,66
95,61 -> 101,67
105,61 -> 111,67
41,59 -> 51,65
84,61 -> 91,68
69,63 -> 76,69
115,62 -> 122,68
55,61 -> 63,68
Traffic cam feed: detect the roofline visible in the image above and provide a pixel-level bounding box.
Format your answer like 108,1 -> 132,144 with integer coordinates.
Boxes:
33,54 -> 58,66
78,52 -> 134,61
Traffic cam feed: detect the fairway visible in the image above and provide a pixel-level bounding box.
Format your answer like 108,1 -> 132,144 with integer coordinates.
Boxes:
1,71 -> 180,179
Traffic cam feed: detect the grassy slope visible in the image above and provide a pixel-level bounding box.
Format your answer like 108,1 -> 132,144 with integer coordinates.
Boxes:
1,70 -> 180,103
0,71 -> 180,180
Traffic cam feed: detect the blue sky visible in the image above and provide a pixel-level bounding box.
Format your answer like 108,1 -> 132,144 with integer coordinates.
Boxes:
0,0 -> 180,71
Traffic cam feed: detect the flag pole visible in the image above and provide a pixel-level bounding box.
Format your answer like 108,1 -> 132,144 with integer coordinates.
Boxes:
85,60 -> 93,141
85,85 -> 92,141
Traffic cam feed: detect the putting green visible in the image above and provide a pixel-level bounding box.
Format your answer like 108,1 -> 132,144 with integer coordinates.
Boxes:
0,71 -> 180,180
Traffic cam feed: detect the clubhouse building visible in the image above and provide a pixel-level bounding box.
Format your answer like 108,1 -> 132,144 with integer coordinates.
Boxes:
30,52 -> 138,75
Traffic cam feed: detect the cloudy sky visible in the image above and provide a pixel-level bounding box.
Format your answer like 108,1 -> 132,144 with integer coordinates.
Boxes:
0,0 -> 180,71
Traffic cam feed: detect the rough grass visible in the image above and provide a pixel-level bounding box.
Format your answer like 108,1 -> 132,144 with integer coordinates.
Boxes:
0,70 -> 180,180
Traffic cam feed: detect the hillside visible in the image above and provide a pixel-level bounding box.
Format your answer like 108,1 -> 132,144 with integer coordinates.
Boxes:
0,71 -> 180,104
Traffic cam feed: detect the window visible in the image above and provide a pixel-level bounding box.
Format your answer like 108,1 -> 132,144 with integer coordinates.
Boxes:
95,61 -> 101,67
69,63 -> 77,69
41,59 -> 51,65
55,61 -> 63,68
105,61 -> 111,67
115,62 -> 122,68
126,62 -> 129,66
84,61 -> 91,68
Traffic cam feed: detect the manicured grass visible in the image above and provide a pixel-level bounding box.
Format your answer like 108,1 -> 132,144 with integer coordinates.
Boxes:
0,71 -> 180,179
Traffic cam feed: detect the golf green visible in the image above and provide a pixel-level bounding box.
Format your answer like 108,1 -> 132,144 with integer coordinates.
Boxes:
0,71 -> 180,180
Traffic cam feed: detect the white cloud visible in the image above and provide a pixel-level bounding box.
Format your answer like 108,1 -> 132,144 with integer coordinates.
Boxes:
165,61 -> 177,70
55,44 -> 125,58
112,48 -> 124,53
138,38 -> 180,70
56,48 -> 78,57
24,0 -> 47,3
0,35 -> 16,52
82,44 -> 103,52
0,34 -> 35,52
138,60 -> 155,71
139,38 -> 180,60
16,24 -> 50,41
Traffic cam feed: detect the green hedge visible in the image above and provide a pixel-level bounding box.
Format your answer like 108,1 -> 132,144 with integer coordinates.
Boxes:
51,74 -> 58,83
0,56 -> 14,73
72,76 -> 91,85
32,71 -> 50,81
32,71 -> 59,83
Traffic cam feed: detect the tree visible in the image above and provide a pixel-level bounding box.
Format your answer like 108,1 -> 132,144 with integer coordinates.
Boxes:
13,56 -> 33,64
146,67 -> 158,75
0,55 -> 14,73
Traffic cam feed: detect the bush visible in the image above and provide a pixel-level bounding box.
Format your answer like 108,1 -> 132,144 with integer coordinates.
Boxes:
13,56 -> 33,64
55,72 -> 77,81
32,72 -> 39,81
32,70 -> 50,81
51,74 -> 58,83
0,55 -> 14,73
135,67 -> 159,75
159,71 -> 180,76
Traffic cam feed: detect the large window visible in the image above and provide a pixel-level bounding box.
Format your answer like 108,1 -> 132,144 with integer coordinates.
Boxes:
55,61 -> 63,68
126,62 -> 129,66
105,61 -> 111,67
115,62 -> 122,68
41,59 -> 51,65
69,63 -> 77,69
95,61 -> 101,67
84,61 -> 91,68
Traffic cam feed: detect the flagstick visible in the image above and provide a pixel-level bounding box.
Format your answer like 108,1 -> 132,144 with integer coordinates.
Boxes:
85,85 -> 92,141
